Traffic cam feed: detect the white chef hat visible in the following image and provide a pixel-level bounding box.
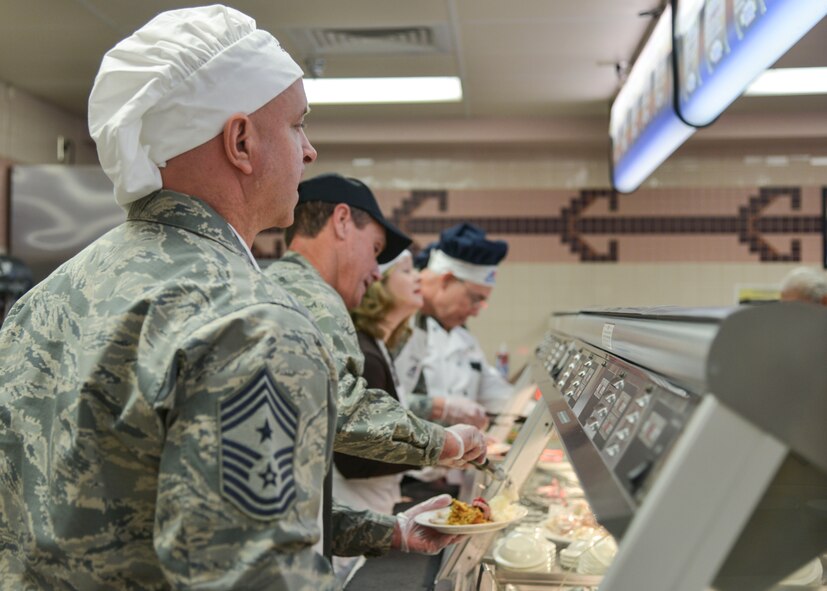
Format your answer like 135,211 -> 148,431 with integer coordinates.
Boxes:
378,249 -> 412,275
88,4 -> 304,208
427,249 -> 499,286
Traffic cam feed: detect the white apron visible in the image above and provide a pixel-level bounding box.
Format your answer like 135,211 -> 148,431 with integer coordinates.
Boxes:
395,317 -> 512,413
332,338 -> 408,580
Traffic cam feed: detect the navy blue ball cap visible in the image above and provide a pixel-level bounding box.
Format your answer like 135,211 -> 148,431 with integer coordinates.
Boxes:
435,223 -> 507,265
297,173 -> 411,264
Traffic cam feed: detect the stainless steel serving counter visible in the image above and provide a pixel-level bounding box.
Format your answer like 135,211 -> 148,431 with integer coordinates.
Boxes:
432,303 -> 827,591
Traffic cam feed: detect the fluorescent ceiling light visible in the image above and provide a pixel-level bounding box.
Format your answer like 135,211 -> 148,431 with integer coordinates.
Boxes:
303,76 -> 462,104
745,67 -> 827,96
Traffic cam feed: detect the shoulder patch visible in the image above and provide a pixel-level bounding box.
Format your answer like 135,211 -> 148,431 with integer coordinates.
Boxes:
219,369 -> 298,521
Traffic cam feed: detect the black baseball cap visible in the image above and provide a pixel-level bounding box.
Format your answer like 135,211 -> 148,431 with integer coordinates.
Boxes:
297,173 -> 411,264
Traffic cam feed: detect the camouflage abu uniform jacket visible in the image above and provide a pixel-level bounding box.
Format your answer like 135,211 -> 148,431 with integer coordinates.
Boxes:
266,252 -> 446,464
0,191 -> 394,591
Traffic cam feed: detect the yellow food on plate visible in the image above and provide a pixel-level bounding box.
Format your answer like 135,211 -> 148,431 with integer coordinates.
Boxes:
446,498 -> 492,525
437,492 -> 523,526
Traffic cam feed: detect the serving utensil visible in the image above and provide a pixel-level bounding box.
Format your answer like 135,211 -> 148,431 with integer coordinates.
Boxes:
469,458 -> 507,481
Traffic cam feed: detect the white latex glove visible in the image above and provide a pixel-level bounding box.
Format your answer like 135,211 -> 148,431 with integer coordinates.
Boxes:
438,424 -> 486,468
394,494 -> 463,554
437,396 -> 489,429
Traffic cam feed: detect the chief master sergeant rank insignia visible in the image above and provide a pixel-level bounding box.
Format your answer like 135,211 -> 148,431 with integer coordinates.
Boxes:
220,369 -> 298,520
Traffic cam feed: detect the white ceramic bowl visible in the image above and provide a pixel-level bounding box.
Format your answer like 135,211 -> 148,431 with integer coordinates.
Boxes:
497,532 -> 546,566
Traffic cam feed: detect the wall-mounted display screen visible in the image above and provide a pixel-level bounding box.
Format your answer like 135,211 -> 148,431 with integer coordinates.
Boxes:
674,0 -> 827,126
610,4 -> 695,193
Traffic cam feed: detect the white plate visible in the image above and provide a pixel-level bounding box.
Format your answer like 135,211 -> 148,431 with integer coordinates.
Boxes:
492,542 -> 549,571
414,504 -> 528,534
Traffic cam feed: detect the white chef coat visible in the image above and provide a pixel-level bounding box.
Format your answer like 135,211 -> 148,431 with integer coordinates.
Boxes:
395,316 -> 512,414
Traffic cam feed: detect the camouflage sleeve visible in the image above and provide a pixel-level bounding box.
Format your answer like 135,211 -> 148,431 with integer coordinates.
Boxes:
334,375 -> 446,466
330,501 -> 396,557
154,304 -> 338,590
406,393 -> 434,420
271,259 -> 447,467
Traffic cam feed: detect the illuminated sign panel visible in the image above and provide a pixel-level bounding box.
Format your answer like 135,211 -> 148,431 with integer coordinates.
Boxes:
674,0 -> 827,126
611,5 -> 695,193
611,0 -> 826,193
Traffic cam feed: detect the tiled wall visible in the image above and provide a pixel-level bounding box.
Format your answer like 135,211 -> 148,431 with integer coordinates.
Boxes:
468,261 -> 816,374
264,154 -> 827,369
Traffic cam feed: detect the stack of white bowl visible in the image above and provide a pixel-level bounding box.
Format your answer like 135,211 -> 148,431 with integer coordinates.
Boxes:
493,530 -> 556,571
575,535 -> 617,575
559,539 -> 591,570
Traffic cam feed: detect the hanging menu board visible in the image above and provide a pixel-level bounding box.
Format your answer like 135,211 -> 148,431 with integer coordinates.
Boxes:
674,0 -> 827,126
610,4 -> 695,193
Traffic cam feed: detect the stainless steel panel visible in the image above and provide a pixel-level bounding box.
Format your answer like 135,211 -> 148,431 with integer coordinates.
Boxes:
706,302 -> 827,474
532,356 -> 634,539
551,309 -> 725,392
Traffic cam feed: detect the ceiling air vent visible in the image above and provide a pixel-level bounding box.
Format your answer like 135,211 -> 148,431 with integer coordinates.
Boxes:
284,24 -> 453,55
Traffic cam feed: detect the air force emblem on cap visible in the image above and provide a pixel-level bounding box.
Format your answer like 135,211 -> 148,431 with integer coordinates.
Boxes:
220,369 -> 297,521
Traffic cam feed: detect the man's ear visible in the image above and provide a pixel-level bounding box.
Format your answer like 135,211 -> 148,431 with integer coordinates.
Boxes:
440,272 -> 456,289
223,113 -> 253,175
331,203 -> 351,240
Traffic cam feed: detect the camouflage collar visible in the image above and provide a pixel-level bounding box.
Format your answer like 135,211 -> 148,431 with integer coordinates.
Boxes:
278,250 -> 315,272
127,190 -> 244,258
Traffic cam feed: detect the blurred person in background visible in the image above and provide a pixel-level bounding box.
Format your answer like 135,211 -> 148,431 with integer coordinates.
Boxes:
396,223 -> 512,418
779,266 -> 827,306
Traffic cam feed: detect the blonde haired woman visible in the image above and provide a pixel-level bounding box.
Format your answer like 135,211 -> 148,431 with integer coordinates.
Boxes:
332,249 -> 490,582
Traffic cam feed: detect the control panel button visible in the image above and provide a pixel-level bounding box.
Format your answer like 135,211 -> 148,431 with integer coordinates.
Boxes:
615,392 -> 632,415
